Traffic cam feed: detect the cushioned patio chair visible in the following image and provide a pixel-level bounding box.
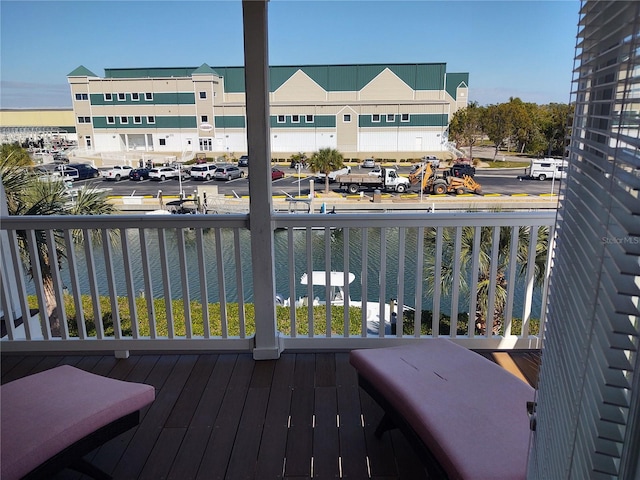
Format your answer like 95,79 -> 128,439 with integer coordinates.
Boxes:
1,365 -> 155,480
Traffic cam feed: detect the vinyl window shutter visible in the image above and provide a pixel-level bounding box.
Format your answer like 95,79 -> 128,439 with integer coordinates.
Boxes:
528,2 -> 640,479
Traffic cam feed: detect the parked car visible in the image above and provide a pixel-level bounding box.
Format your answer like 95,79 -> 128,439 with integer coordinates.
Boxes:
214,165 -> 244,181
450,164 -> 476,178
149,166 -> 182,181
238,155 -> 249,167
102,165 -> 133,181
271,168 -> 285,181
61,163 -> 99,181
361,158 -> 376,168
128,168 -> 150,181
189,164 -> 218,181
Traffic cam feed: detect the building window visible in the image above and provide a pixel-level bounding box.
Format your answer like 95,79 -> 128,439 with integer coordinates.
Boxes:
401,113 -> 410,122
118,93 -> 125,101
106,116 -> 115,124
75,93 -> 88,101
277,115 -> 285,123
291,115 -> 300,123
199,91 -> 207,99
104,93 -> 113,101
120,116 -> 128,124
306,115 -> 313,122
77,116 -> 91,123
147,116 -> 155,124
372,114 -> 381,122
343,114 -> 351,122
159,138 -> 166,146
201,115 -> 208,123
387,114 -> 395,122
134,116 -> 142,124
145,92 -> 153,101
131,92 -> 140,101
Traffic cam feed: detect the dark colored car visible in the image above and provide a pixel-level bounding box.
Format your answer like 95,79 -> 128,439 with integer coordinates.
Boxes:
238,155 -> 249,167
450,164 -> 476,178
62,163 -> 99,181
129,168 -> 150,181
271,168 -> 285,181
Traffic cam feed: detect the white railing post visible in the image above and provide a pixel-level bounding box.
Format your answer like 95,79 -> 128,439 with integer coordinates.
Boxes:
242,0 -> 282,360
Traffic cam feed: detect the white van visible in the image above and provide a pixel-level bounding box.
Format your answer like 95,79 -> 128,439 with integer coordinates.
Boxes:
527,158 -> 568,181
190,163 -> 218,181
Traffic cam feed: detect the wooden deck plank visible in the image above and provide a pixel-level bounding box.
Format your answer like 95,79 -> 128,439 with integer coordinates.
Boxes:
313,386 -> 340,478
196,354 -> 255,480
335,352 -> 371,479
284,353 -> 316,477
255,354 -> 295,478
1,349 -> 541,480
166,354 -> 218,428
139,427 -> 186,480
225,386 -> 271,479
110,355 -> 181,479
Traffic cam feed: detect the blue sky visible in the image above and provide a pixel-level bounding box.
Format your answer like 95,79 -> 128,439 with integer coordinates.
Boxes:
0,1 -> 579,109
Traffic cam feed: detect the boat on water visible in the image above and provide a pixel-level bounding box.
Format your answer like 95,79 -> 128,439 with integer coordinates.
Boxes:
277,271 -> 411,335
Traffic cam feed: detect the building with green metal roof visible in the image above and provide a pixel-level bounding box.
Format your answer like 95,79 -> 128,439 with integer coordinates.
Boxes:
67,62 -> 468,160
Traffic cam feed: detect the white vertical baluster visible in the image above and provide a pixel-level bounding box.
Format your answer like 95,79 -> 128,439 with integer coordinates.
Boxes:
157,228 -> 174,338
432,226 -> 443,337
139,228 -> 156,338
214,228 -> 228,338
414,227 -> 424,338
121,229 -> 139,338
83,228 -> 103,339
63,229 -> 86,339
176,227 -> 191,338
233,228 -> 246,338
101,228 -> 121,339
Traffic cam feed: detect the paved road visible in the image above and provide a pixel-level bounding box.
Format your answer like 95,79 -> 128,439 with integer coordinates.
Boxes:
69,164 -> 562,198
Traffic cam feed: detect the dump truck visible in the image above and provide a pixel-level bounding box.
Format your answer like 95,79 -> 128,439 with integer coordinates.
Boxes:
408,163 -> 482,195
337,167 -> 410,194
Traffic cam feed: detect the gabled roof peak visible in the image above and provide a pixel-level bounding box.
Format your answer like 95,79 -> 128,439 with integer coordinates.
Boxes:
67,65 -> 98,77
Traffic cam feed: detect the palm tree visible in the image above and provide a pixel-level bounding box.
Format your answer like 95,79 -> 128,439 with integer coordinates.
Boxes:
1,146 -> 116,334
307,148 -> 344,193
424,225 -> 549,335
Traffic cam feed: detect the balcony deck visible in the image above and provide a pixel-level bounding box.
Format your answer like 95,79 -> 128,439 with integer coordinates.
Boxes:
1,349 -> 541,480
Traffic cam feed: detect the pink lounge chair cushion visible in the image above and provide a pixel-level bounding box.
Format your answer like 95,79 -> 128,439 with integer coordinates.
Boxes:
1,365 -> 155,480
349,340 -> 534,480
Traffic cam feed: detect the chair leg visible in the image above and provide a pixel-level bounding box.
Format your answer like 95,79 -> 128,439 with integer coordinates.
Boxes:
374,412 -> 397,438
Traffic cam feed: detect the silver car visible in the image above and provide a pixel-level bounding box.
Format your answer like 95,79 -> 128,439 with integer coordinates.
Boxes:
214,165 -> 244,181
362,158 -> 376,168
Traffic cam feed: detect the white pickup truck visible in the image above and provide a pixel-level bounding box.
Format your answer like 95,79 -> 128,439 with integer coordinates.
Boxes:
101,165 -> 133,181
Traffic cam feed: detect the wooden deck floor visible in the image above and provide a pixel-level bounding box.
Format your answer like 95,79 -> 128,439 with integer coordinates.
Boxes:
1,349 -> 541,480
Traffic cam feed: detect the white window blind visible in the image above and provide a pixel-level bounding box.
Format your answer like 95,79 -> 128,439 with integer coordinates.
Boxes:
529,2 -> 640,479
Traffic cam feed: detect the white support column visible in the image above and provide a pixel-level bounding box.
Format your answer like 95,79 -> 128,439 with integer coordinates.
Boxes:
242,0 -> 282,360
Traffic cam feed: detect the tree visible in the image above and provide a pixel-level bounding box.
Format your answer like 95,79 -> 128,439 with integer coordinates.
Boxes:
307,148 -> 344,193
424,225 -> 549,335
448,102 -> 485,161
540,103 -> 573,157
1,145 -> 116,335
482,103 -> 513,160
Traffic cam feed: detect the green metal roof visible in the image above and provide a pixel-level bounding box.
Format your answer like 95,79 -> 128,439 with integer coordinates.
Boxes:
67,65 -> 98,77
191,63 -> 220,76
94,63 -> 468,94
445,73 -> 469,100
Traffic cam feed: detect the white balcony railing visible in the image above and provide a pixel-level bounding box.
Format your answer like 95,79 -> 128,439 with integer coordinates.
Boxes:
0,211 -> 556,354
